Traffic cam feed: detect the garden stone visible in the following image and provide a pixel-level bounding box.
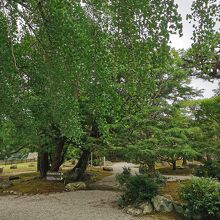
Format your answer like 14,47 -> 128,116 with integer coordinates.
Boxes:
9,176 -> 20,181
139,202 -> 153,214
0,180 -> 13,189
103,166 -> 113,171
152,195 -> 173,212
105,161 -> 113,166
10,165 -> 17,169
163,194 -> 173,201
126,207 -> 142,216
173,203 -> 184,214
65,182 -> 86,191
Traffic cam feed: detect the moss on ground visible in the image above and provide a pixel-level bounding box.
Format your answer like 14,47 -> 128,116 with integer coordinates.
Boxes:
160,180 -> 189,203
0,162 -> 37,175
157,166 -> 193,176
87,167 -> 113,182
0,166 -> 112,195
151,211 -> 183,220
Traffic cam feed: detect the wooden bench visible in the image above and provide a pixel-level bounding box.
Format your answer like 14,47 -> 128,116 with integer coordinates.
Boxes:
46,171 -> 63,181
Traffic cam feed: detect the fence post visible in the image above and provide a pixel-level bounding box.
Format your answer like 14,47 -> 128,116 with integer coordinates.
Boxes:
103,156 -> 106,167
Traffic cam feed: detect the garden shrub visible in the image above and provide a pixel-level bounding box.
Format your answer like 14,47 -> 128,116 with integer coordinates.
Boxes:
116,166 -> 131,186
153,171 -> 167,185
117,172 -> 161,205
180,177 -> 220,220
139,164 -> 149,174
194,160 -> 220,179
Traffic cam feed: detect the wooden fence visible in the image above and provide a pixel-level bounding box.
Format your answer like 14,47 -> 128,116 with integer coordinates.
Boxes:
0,159 -> 37,165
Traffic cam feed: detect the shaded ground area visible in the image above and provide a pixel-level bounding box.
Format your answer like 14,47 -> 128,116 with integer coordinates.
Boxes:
0,166 -> 111,195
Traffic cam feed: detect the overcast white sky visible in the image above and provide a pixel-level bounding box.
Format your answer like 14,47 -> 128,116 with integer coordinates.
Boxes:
170,0 -> 220,98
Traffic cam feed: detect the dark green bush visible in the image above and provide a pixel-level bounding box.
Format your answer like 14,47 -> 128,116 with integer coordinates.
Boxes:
116,166 -> 131,186
139,164 -> 149,174
194,160 -> 220,179
180,177 -> 220,220
117,172 -> 160,205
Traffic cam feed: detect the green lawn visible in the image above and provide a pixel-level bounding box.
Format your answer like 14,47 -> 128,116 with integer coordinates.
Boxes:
0,162 -> 37,176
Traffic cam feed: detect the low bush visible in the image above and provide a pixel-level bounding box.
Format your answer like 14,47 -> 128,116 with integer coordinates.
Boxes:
117,169 -> 162,206
116,166 -> 131,186
180,177 -> 220,220
194,160 -> 220,179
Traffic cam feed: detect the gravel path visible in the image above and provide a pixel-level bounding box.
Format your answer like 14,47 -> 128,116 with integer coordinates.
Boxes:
90,162 -> 191,190
0,191 -> 165,220
90,162 -> 139,189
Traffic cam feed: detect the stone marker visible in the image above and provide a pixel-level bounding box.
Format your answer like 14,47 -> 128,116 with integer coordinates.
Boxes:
103,166 -> 113,171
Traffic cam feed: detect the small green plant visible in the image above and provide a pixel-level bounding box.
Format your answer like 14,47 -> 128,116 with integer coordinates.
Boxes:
139,164 -> 149,174
116,166 -> 131,186
153,170 -> 167,185
180,177 -> 220,220
194,160 -> 220,179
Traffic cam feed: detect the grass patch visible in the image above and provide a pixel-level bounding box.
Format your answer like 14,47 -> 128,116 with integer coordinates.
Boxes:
160,180 -> 189,203
158,167 -> 193,176
0,162 -> 37,176
10,178 -> 65,194
0,166 -> 112,195
87,167 -> 113,182
0,172 -> 65,195
151,211 -> 183,220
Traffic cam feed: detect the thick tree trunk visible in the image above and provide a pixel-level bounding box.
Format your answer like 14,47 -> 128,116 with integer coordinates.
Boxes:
69,150 -> 91,181
59,146 -> 68,167
50,138 -> 65,172
39,151 -> 49,178
172,160 -> 177,170
182,157 -> 187,166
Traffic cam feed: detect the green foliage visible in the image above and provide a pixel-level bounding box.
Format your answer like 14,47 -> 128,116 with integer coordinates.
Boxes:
186,0 -> 220,78
194,160 -> 220,179
191,97 -> 220,160
65,147 -> 81,161
117,174 -> 160,205
138,166 -> 167,185
180,177 -> 220,220
0,0 -> 219,174
116,166 -> 132,186
116,168 -> 164,206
